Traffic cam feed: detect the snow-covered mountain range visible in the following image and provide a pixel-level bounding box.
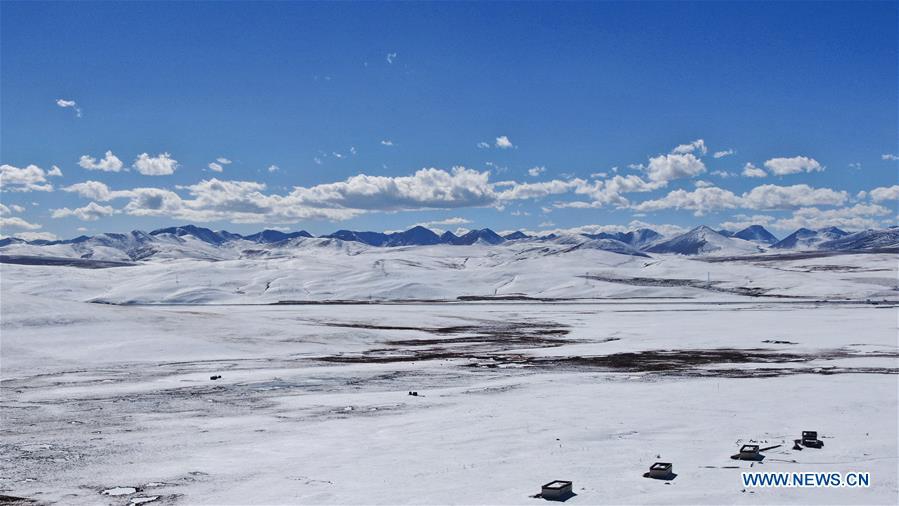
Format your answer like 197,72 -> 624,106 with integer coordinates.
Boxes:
1,223 -> 897,262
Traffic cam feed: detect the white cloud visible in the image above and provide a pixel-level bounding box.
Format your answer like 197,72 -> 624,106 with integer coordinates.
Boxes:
710,170 -> 735,178
111,167 -> 603,224
632,183 -> 847,216
718,214 -> 776,232
133,152 -> 178,176
381,140 -> 395,146
741,184 -> 846,209
644,153 -> 706,183
694,180 -> 714,188
477,141 -> 491,149
671,139 -> 707,155
386,52 -> 397,64
495,136 -> 514,149
848,162 -> 862,170
56,98 -> 81,117
572,174 -> 664,208
293,168 -> 497,211
0,216 -> 42,230
632,187 -> 742,216
713,149 -> 734,159
882,154 -> 899,161
268,165 -> 280,173
47,165 -> 63,177
79,151 -> 124,172
763,156 -> 824,176
208,162 -> 224,172
51,202 -> 115,221
121,168 -> 501,224
773,204 -> 890,231
122,187 -> 192,218
216,157 -> 232,165
528,166 -> 546,177
519,220 -> 686,238
415,217 -> 472,230
869,185 -> 899,202
0,204 -> 25,216
741,163 -> 767,178
496,178 -> 586,201
12,231 -> 58,241
63,180 -> 134,201
0,164 -> 54,192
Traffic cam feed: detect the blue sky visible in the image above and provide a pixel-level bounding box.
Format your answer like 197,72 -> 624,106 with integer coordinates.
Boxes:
1,1 -> 897,240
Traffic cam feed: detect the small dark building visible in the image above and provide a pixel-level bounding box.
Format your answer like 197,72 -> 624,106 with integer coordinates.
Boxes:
541,480 -> 573,501
801,431 -> 823,448
647,462 -> 674,480
731,444 -> 762,461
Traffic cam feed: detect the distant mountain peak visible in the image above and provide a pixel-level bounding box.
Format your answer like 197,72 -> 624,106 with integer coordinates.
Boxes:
449,228 -> 505,245
772,226 -> 849,250
243,229 -> 313,244
503,231 -> 529,240
733,225 -> 778,244
647,226 -> 758,256
4,224 -> 895,261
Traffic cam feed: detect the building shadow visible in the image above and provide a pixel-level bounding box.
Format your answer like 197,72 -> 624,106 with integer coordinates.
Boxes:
643,471 -> 678,481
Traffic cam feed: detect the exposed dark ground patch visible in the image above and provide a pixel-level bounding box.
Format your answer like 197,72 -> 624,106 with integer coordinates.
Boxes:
699,248 -> 899,263
580,274 -> 803,298
319,321 -> 568,336
321,339 -> 899,378
0,255 -> 134,268
318,320 -> 574,363
0,494 -> 37,505
313,317 -> 899,378
523,348 -> 899,376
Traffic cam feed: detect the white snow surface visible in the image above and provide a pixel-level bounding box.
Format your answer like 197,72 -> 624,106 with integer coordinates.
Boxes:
1,242 -> 896,304
1,251 -> 897,504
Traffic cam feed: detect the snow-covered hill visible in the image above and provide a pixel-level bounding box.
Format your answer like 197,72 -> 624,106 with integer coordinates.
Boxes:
818,227 -> 899,250
2,224 -> 897,266
771,227 -> 849,250
646,226 -> 761,256
733,224 -> 778,244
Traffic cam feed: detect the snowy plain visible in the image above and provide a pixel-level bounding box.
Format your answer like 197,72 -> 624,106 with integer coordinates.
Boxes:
1,244 -> 897,505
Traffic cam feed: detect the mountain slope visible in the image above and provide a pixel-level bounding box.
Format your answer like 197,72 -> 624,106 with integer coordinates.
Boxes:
733,225 -> 778,244
818,228 -> 899,250
647,226 -> 760,255
448,229 -> 506,245
383,226 -> 442,246
503,231 -> 530,240
619,228 -> 663,249
243,230 -> 313,243
149,225 -> 240,245
4,224 -> 896,262
771,227 -> 848,250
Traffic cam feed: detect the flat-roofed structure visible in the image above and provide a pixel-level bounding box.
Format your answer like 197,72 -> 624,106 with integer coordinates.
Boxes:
541,480 -> 573,501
